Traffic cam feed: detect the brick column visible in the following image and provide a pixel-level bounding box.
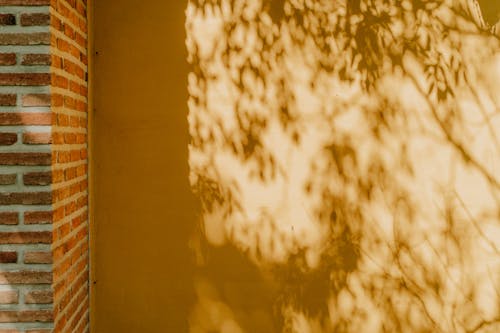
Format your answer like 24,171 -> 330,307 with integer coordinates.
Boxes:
0,0 -> 89,332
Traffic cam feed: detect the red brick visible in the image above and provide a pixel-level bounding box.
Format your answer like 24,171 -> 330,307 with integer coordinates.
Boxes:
57,223 -> 70,239
52,132 -> 63,145
51,54 -> 62,68
80,148 -> 87,160
23,132 -> 51,145
66,288 -> 84,326
22,94 -> 51,107
0,14 -> 15,26
70,45 -> 80,59
0,192 -> 52,205
76,67 -> 85,81
64,24 -> 74,39
70,80 -> 79,93
52,169 -> 64,183
52,74 -> 68,88
21,54 -> 51,66
80,84 -> 87,97
71,149 -> 80,161
0,291 -> 18,304
56,38 -> 69,52
0,53 -> 15,66
20,13 -> 50,26
52,207 -> 64,222
0,231 -> 52,244
70,116 -> 80,128
57,150 -> 69,163
24,251 -> 52,264
0,133 -> 17,145
80,53 -> 88,66
0,174 -> 16,186
51,94 -> 63,107
64,167 -> 76,181
23,171 -> 51,186
0,94 -> 15,106
0,33 -> 50,46
24,290 -> 52,304
64,132 -> 76,144
0,113 -> 51,126
0,153 -> 51,165
57,114 -> 68,126
54,257 -> 70,281
0,73 -> 50,86
0,252 -> 17,263
24,211 -> 52,224
75,310 -> 89,333
0,271 -> 51,284
64,61 -> 75,76
51,15 -> 61,30
0,212 -> 18,225
75,33 -> 86,49
0,310 -> 52,323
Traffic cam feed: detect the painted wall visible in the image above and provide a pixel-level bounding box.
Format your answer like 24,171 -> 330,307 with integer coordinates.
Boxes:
92,1 -> 196,331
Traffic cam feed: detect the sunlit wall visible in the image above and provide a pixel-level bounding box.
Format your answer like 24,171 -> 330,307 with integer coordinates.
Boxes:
186,1 -> 500,332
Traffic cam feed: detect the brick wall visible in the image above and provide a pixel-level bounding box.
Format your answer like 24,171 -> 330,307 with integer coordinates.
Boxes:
49,0 -> 88,331
0,0 -> 88,332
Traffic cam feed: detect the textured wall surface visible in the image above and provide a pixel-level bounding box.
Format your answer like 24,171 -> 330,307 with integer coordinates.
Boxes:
0,0 -> 88,332
186,1 -> 500,332
49,0 -> 88,332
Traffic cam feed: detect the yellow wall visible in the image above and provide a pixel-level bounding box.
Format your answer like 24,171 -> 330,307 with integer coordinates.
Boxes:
92,1 -> 196,331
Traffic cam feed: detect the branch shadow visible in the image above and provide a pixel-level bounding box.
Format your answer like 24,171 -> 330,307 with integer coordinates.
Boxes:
186,1 -> 500,332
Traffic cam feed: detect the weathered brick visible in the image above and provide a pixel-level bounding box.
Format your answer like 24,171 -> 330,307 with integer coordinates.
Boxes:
22,94 -> 50,107
0,291 -> 18,304
0,73 -> 50,86
0,133 -> 17,145
0,231 -> 52,244
0,53 -> 16,66
23,171 -> 51,185
0,153 -> 51,165
0,174 -> 16,185
0,252 -> 17,263
0,94 -> 16,106
24,290 -> 52,304
0,113 -> 51,126
0,212 -> 18,225
22,132 -> 51,145
0,271 -> 51,284
24,251 -> 52,264
20,13 -> 50,26
0,14 -> 15,26
21,54 -> 51,66
0,192 -> 52,205
0,33 -> 50,46
0,0 -> 90,330
24,211 -> 51,224
0,310 -> 52,323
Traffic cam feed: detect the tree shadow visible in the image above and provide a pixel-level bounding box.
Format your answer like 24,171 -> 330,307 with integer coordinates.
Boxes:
186,1 -> 500,332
